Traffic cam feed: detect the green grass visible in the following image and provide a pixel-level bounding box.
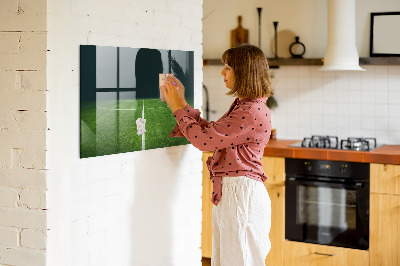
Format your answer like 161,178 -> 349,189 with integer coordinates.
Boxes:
80,98 -> 192,158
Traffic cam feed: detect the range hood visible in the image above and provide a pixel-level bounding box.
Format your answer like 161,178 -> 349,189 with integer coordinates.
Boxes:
320,0 -> 365,71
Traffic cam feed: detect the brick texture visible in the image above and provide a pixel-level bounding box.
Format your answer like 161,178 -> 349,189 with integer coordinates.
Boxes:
0,0 -> 47,264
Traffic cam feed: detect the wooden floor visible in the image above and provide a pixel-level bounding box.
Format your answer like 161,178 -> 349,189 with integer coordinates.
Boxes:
202,257 -> 211,266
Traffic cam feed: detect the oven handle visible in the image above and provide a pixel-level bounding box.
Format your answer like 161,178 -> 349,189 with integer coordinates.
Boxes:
286,177 -> 364,189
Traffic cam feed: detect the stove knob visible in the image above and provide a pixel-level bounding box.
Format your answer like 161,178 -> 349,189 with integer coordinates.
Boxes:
340,164 -> 347,174
305,162 -> 312,171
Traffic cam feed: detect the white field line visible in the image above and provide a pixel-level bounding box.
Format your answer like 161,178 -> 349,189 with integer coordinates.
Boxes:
142,99 -> 145,151
97,106 -> 138,111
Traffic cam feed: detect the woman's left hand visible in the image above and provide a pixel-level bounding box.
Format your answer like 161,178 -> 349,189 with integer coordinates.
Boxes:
161,77 -> 183,113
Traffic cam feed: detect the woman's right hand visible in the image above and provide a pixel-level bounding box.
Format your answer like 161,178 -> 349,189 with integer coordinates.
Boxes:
168,76 -> 187,108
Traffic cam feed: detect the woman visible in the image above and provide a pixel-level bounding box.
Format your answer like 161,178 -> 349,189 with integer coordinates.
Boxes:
161,44 -> 273,266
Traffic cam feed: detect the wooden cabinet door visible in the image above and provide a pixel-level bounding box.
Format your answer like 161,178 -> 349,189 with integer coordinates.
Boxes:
264,184 -> 284,266
284,241 -> 369,266
370,163 -> 400,195
262,156 -> 285,186
201,152 -> 213,258
370,193 -> 400,266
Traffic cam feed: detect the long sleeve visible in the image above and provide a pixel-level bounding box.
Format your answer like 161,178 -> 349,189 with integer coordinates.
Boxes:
172,105 -> 257,152
169,104 -> 211,137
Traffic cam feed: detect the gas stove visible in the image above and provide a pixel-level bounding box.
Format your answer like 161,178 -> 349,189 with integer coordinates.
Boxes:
289,135 -> 381,151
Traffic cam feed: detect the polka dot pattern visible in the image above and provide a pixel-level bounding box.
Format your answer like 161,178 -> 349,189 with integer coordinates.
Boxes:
169,97 -> 272,206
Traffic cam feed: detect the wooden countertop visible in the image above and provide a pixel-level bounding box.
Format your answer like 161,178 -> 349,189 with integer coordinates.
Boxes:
263,139 -> 400,165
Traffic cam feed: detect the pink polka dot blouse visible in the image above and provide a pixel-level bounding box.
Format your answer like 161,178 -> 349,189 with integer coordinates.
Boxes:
169,97 -> 272,206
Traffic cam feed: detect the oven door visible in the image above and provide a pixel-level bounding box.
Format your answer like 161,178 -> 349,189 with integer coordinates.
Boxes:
285,177 -> 369,250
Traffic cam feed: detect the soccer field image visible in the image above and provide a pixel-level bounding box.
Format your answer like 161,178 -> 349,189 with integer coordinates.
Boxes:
80,98 -> 192,158
80,45 -> 194,158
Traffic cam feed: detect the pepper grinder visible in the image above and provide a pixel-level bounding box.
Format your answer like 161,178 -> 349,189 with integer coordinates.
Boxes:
257,8 -> 262,48
273,21 -> 279,58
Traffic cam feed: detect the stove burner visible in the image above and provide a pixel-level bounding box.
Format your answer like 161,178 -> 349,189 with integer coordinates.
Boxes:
295,136 -> 379,151
301,135 -> 339,149
340,137 -> 377,151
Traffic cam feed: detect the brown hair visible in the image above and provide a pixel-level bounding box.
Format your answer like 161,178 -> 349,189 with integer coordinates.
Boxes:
221,44 -> 273,99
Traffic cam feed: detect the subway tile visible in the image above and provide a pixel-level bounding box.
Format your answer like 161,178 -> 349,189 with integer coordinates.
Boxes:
374,65 -> 388,78
374,90 -> 388,104
348,103 -> 362,116
311,114 -> 324,129
388,131 -> 400,144
323,87 -> 336,103
349,128 -> 362,137
374,117 -> 389,131
297,101 -> 312,114
310,77 -> 324,90
323,103 -> 336,115
388,104 -> 400,117
336,103 -> 349,116
285,66 -> 298,77
322,70 -> 335,78
298,67 -> 311,78
348,74 -> 362,90
362,116 -> 375,130
374,130 -> 389,144
374,77 -> 388,91
388,75 -> 400,91
311,127 -> 324,136
388,117 -> 400,131
336,115 -> 349,129
311,87 -> 323,101
323,115 -> 336,129
348,116 -> 362,129
388,91 -> 400,104
336,90 -> 349,103
297,89 -> 313,103
375,104 -> 389,117
286,77 -> 299,89
348,90 -> 362,103
311,102 -> 323,113
298,77 -> 311,89
361,90 -> 375,104
361,75 -> 374,91
361,103 -> 375,116
335,72 -> 349,90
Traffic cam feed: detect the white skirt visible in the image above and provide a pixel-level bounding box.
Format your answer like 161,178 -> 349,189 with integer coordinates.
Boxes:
212,176 -> 271,266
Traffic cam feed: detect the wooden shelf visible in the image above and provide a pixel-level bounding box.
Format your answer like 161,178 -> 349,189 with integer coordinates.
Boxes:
268,58 -> 322,67
203,57 -> 400,67
203,58 -> 323,67
359,57 -> 400,65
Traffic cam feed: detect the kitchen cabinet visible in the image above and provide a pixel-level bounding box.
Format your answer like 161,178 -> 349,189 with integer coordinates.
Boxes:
201,154 -> 286,266
284,241 -> 369,266
370,163 -> 400,266
261,156 -> 285,266
370,163 -> 400,195
201,152 -> 213,258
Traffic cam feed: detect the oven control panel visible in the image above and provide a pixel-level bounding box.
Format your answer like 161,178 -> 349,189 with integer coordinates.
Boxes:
286,158 -> 369,180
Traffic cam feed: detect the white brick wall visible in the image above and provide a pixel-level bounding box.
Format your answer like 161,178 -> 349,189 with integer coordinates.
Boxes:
0,0 -> 48,264
2,0 -> 203,264
46,1 -> 203,266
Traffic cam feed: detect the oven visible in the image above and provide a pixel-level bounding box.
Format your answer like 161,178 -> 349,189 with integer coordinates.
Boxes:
285,158 -> 370,250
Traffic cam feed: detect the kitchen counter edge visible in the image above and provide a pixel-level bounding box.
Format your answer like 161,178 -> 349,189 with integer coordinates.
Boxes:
262,139 -> 400,165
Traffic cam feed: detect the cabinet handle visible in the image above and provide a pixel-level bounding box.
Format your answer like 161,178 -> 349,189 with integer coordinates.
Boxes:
314,252 -> 335,257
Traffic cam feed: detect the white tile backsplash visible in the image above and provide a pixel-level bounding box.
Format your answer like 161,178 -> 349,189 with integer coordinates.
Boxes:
203,64 -> 400,144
